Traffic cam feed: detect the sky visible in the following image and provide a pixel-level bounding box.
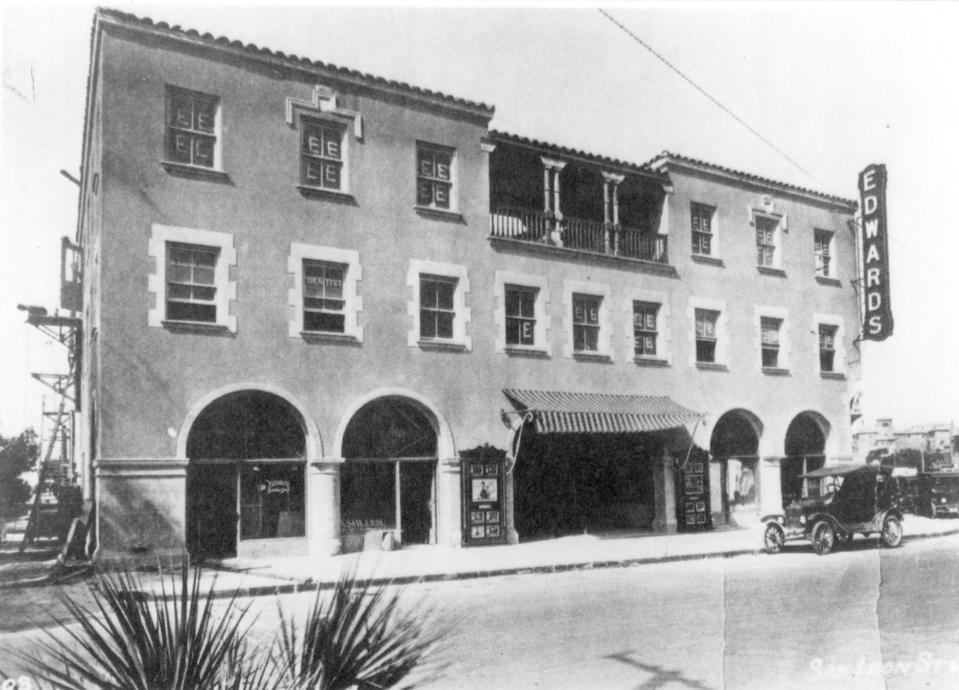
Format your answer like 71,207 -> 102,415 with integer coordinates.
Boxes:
2,1 -> 958,440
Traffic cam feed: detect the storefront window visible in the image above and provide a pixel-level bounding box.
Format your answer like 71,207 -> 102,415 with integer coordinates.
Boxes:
726,457 -> 758,513
341,462 -> 397,533
239,462 -> 305,540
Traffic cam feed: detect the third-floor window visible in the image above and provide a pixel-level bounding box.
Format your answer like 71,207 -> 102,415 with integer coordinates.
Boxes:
416,143 -> 454,210
166,86 -> 218,168
301,119 -> 345,191
690,202 -> 715,256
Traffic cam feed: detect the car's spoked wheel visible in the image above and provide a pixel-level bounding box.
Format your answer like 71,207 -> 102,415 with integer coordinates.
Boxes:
763,523 -> 785,554
880,515 -> 903,548
812,521 -> 835,555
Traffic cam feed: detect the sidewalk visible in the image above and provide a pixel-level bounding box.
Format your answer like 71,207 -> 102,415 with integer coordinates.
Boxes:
4,515 -> 958,596
181,515 -> 959,598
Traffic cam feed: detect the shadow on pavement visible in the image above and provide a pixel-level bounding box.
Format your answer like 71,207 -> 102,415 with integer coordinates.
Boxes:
605,652 -> 719,690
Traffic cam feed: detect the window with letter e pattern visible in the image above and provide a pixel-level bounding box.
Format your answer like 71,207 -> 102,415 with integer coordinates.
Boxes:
303,260 -> 346,333
166,87 -> 218,168
573,294 -> 601,352
691,203 -> 715,256
420,275 -> 457,339
505,286 -> 537,347
815,230 -> 834,277
166,243 -> 218,322
756,216 -> 778,267
633,301 -> 659,356
761,317 -> 782,368
416,143 -> 454,210
819,324 -> 838,372
695,309 -> 719,363
301,119 -> 344,191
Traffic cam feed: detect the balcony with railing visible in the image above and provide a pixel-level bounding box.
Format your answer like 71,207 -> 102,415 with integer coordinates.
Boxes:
490,207 -> 668,263
487,132 -> 672,269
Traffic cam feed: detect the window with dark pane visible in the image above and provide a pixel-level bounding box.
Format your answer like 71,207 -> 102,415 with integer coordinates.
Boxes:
301,119 -> 344,190
690,203 -> 715,256
815,230 -> 833,277
572,294 -> 601,352
819,324 -> 837,372
166,87 -> 218,168
756,216 -> 778,267
695,308 -> 718,363
633,301 -> 659,356
505,285 -> 537,346
416,143 -> 453,209
166,242 -> 218,322
303,260 -> 346,333
420,275 -> 456,339
239,462 -> 305,540
761,317 -> 782,368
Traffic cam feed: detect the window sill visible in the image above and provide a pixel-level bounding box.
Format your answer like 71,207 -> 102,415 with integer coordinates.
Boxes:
161,320 -> 233,336
573,351 -> 613,363
504,346 -> 550,359
820,371 -> 846,380
634,357 -> 670,367
300,331 -> 361,346
297,185 -> 357,205
762,367 -> 791,377
417,339 -> 469,353
695,362 -> 728,372
161,161 -> 232,184
757,266 -> 787,278
815,276 -> 842,288
691,254 -> 724,267
414,206 -> 465,224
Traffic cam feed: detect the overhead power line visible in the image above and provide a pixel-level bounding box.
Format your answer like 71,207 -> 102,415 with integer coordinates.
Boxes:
597,9 -> 826,190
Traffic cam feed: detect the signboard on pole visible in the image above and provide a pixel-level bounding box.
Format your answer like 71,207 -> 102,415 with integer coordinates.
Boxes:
858,164 -> 893,341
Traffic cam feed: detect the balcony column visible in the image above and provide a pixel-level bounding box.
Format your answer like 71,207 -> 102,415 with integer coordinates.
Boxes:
540,156 -> 567,246
602,172 -> 624,255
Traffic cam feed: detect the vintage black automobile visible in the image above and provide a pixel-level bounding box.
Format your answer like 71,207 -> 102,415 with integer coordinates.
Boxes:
761,464 -> 904,555
916,472 -> 959,518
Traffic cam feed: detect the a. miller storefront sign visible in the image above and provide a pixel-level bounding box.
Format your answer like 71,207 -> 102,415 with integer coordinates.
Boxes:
858,164 -> 893,341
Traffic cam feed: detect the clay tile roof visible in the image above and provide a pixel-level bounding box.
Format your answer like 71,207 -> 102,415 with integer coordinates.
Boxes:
649,151 -> 857,208
95,7 -> 495,117
488,130 -> 669,181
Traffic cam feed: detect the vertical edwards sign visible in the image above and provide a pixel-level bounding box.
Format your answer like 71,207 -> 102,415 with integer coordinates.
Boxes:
858,164 -> 893,341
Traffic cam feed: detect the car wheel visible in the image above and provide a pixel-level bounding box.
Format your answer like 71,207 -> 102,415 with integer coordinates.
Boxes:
881,515 -> 903,548
763,523 -> 785,554
812,521 -> 835,555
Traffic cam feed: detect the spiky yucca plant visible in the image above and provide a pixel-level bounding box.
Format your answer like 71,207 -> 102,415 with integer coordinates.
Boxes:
276,569 -> 444,690
25,563 -> 278,690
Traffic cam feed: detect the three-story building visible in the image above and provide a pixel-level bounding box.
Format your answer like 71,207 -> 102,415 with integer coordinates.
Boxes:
74,9 -> 860,562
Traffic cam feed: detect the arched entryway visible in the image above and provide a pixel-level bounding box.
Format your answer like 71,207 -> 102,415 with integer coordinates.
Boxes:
708,410 -> 761,527
186,390 -> 306,559
782,412 -> 829,506
340,397 -> 438,551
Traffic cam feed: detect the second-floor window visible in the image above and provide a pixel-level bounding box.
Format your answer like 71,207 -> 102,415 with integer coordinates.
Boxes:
815,230 -> 834,277
301,119 -> 345,191
420,275 -> 457,339
695,309 -> 719,363
691,203 -> 715,256
166,87 -> 218,168
756,216 -> 778,267
166,242 -> 218,323
416,143 -> 454,210
572,294 -> 601,352
819,324 -> 838,372
303,260 -> 346,333
761,317 -> 782,368
505,285 -> 537,347
633,301 -> 659,356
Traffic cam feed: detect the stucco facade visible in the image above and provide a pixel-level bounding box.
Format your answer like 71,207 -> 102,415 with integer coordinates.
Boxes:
75,10 -> 861,562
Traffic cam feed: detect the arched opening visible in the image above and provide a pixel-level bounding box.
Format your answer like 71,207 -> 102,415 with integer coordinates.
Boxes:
703,411 -> 761,528
340,397 -> 438,551
186,391 -> 306,559
782,413 -> 829,506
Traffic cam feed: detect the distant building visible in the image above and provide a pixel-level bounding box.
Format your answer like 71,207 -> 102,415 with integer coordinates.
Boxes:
853,419 -> 957,470
72,9 -> 862,562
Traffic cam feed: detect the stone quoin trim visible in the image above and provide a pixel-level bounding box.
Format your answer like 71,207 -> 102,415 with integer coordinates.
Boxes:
406,259 -> 471,350
624,288 -> 671,364
287,243 -> 363,341
493,270 -> 551,356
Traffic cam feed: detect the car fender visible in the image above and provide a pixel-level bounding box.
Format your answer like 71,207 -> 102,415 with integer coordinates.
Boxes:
803,513 -> 843,536
760,514 -> 786,524
878,508 -> 903,525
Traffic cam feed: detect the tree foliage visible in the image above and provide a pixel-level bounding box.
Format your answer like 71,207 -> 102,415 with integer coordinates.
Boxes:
0,427 -> 39,518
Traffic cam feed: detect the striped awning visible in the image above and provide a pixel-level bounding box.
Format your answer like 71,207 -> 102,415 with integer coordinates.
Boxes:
504,389 -> 702,434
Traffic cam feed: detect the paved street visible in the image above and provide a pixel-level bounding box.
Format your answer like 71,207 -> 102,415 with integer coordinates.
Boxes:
3,533 -> 959,689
